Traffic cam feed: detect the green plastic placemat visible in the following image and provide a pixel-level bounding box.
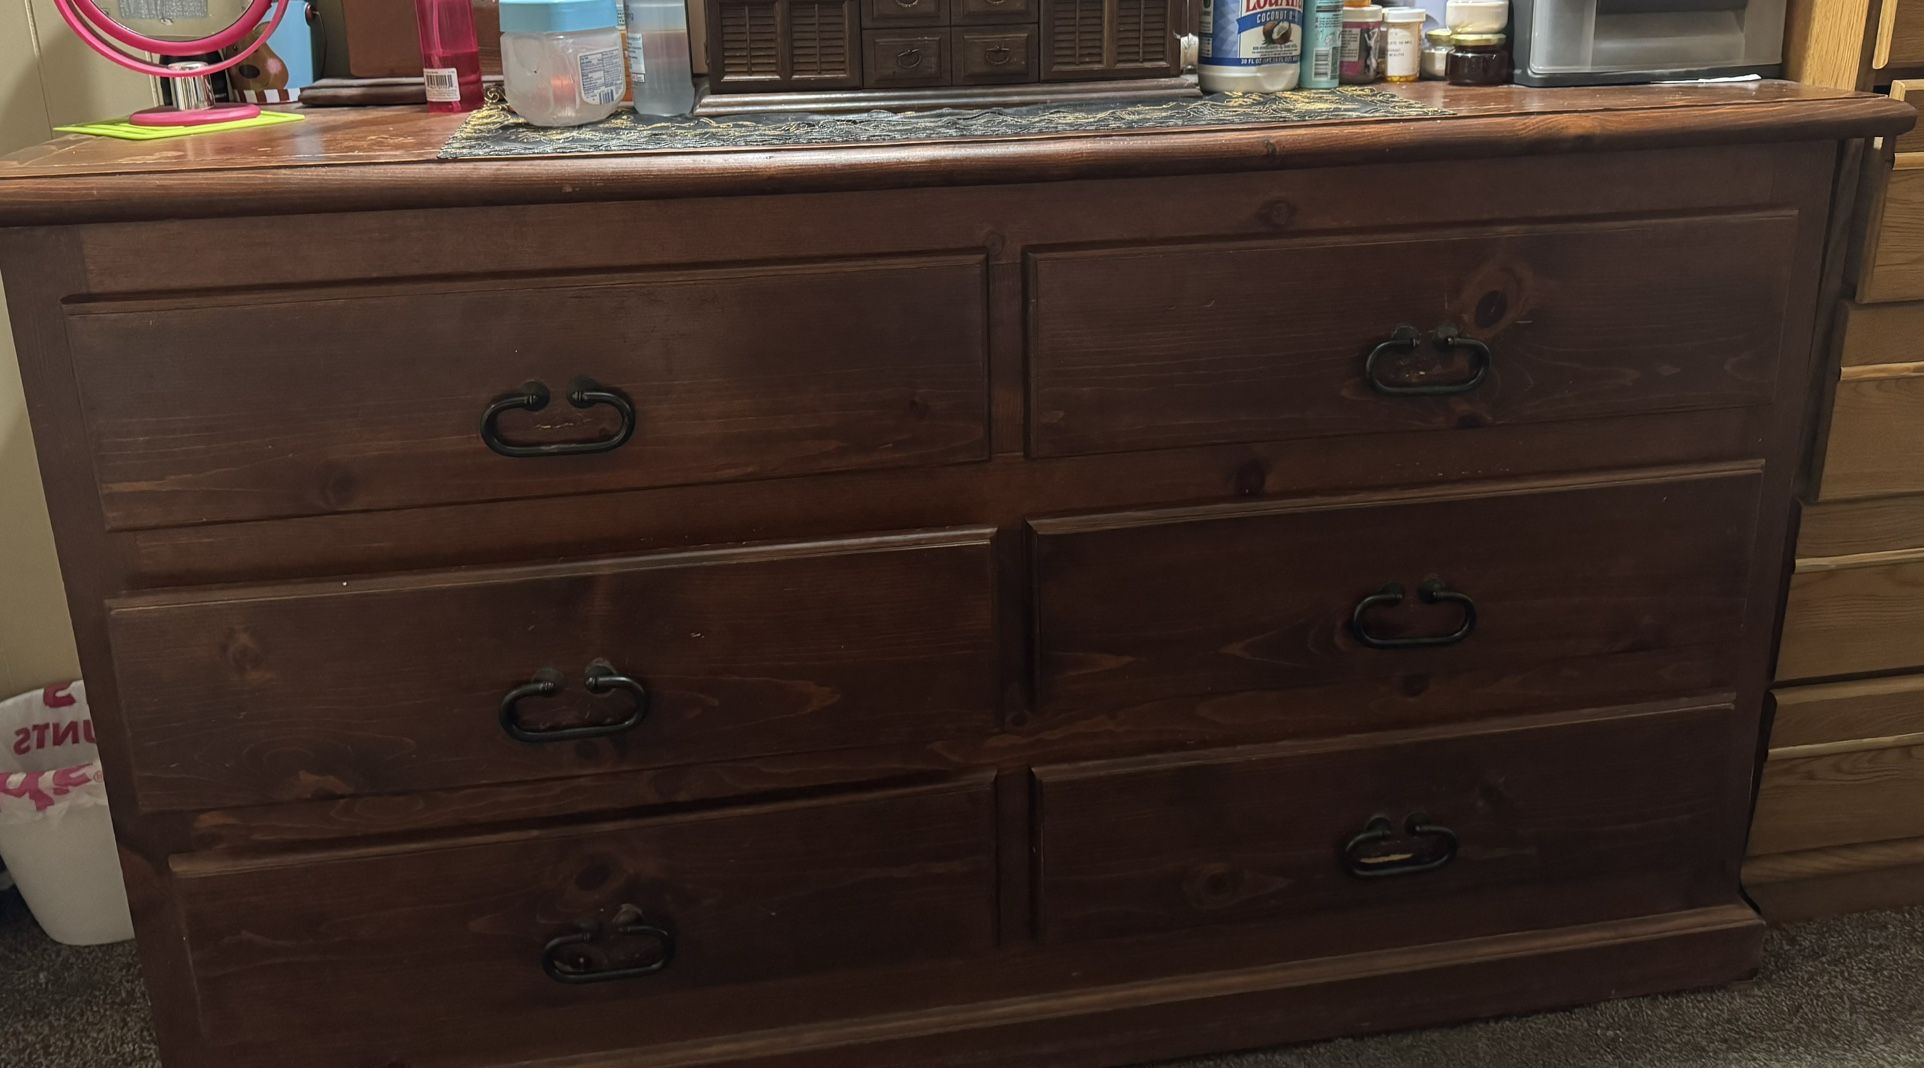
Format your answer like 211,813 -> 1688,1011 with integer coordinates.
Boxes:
440,87 -> 1448,159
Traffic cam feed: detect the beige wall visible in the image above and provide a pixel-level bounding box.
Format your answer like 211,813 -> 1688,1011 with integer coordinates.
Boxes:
1,4 -> 153,696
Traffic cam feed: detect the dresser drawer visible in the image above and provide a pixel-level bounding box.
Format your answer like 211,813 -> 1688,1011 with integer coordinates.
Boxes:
953,0 -> 1034,23
66,255 -> 990,530
1034,702 -> 1742,944
867,0 -> 947,21
953,26 -> 1038,82
1818,365 -> 1924,500
108,528 -> 997,811
1778,552 -> 1924,682
1028,214 -> 1794,458
175,777 -> 997,1047
865,29 -> 950,85
1854,154 -> 1924,304
1880,0 -> 1924,70
1032,469 -> 1759,722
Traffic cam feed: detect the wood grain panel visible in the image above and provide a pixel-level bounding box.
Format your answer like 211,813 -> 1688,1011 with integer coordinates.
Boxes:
66,255 -> 990,530
1035,702 -> 1743,944
1798,494 -> 1924,558
174,777 -> 997,1046
109,528 -> 998,811
1817,363 -> 1924,499
1892,82 -> 1924,154
1778,553 -> 1924,681
1029,214 -> 1795,457
1750,738 -> 1924,854
1770,674 -> 1924,749
1745,837 -> 1924,919
1854,156 -> 1924,303
1880,0 -> 1924,69
1033,467 -> 1760,719
1784,0 -> 1875,88
1837,298 -> 1924,366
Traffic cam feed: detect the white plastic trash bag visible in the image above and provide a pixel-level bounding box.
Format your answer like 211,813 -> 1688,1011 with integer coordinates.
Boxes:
0,680 -> 134,945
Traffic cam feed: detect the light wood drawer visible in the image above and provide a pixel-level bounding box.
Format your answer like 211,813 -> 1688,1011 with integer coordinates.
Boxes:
1881,0 -> 1924,70
1027,213 -> 1795,458
1751,675 -> 1924,855
1777,552 -> 1924,682
1818,362 -> 1924,500
175,777 -> 997,1051
1034,702 -> 1743,945
65,255 -> 990,530
1031,467 -> 1760,726
1853,153 -> 1924,303
108,528 -> 998,811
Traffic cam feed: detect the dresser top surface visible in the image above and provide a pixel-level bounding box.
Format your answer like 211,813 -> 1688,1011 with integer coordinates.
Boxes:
0,81 -> 1907,225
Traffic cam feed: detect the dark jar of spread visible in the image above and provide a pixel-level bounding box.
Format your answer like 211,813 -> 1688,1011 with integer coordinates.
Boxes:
1445,32 -> 1510,86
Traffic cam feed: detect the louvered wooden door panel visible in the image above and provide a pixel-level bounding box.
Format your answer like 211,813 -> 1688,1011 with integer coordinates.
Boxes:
1040,0 -> 1181,79
711,0 -> 863,90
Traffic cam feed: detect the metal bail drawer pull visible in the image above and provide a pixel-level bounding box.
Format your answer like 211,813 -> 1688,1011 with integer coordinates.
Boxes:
1350,578 -> 1477,649
499,660 -> 649,743
542,912 -> 676,984
481,377 -> 637,457
1364,324 -> 1492,396
1341,813 -> 1459,878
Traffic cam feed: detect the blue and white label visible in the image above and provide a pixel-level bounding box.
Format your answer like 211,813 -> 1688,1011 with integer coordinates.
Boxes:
1201,0 -> 1303,67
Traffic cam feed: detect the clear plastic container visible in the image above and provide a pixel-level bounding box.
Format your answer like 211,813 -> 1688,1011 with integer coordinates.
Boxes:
1515,0 -> 1784,79
500,0 -> 627,127
626,0 -> 696,116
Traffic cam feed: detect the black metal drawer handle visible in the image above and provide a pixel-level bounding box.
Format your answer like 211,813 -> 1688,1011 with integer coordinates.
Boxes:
896,47 -> 924,68
1350,578 -> 1477,650
481,377 -> 636,458
1364,324 -> 1492,396
1342,813 -> 1458,878
499,660 -> 649,743
983,44 -> 1013,64
542,913 -> 676,984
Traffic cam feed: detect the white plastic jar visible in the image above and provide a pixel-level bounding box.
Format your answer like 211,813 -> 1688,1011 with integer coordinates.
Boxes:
501,0 -> 627,127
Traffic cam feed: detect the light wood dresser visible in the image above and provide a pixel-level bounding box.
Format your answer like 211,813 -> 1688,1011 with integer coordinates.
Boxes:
0,84 -> 1906,1068
1753,3 -> 1924,920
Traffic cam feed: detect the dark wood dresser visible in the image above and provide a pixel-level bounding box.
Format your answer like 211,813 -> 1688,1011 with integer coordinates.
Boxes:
0,83 -> 1908,1068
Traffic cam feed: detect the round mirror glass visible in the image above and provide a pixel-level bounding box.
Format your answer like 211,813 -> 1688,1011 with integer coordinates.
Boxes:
92,0 -> 259,41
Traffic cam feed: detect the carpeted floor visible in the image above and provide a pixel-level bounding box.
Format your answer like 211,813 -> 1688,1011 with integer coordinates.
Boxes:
5,888 -> 1922,1067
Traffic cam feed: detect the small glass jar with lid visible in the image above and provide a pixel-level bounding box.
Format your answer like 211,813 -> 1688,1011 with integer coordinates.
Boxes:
1421,26 -> 1452,79
1445,31 -> 1510,86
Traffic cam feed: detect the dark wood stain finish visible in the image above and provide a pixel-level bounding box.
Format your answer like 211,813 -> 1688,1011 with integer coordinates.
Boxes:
175,777 -> 998,1045
0,87 -> 1905,1068
108,529 -> 999,811
67,255 -> 991,529
1029,215 -> 1797,457
1033,467 -> 1761,717
1034,702 -> 1745,944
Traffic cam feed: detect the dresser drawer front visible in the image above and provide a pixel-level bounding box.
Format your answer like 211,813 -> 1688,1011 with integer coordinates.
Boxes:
1028,214 -> 1794,458
1032,470 -> 1759,720
1778,553 -> 1924,683
1881,0 -> 1924,70
865,29 -> 950,84
953,26 -> 1038,81
67,255 -> 990,530
176,778 -> 997,1045
109,528 -> 998,811
1034,703 -> 1742,944
1818,367 -> 1924,500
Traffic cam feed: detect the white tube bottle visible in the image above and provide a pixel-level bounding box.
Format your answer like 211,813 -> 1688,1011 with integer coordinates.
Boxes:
625,0 -> 696,115
1199,0 -> 1304,92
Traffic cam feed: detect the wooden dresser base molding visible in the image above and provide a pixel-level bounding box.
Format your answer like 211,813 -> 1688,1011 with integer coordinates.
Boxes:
0,83 -> 1908,1067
